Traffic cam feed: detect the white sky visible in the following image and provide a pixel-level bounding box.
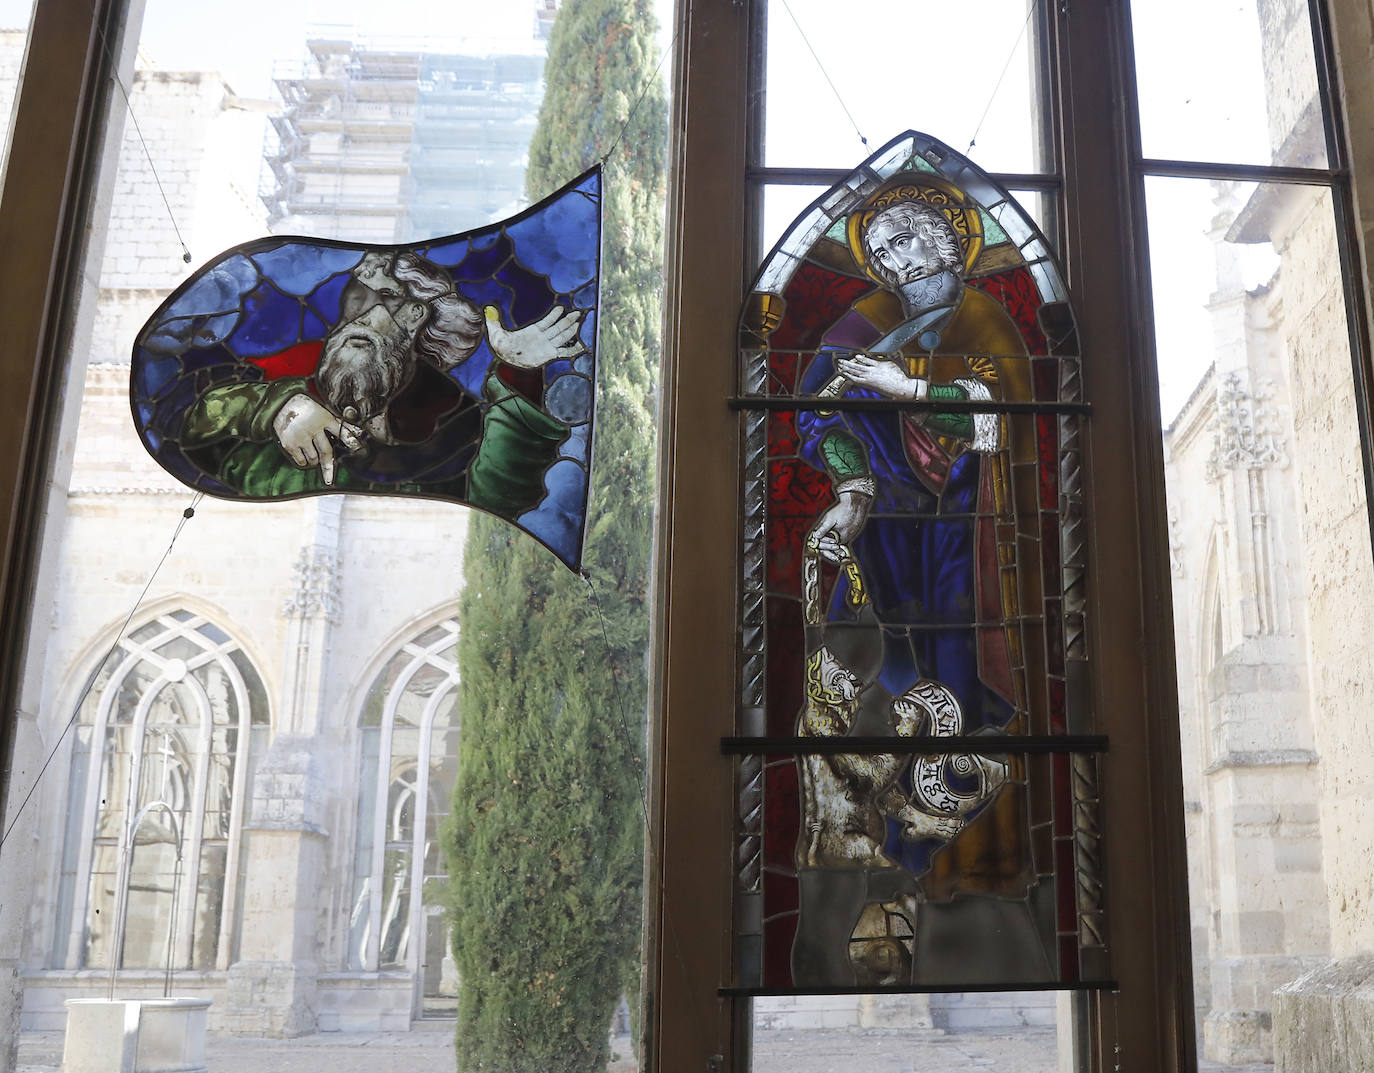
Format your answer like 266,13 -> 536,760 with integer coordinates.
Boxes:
0,0 -> 1316,419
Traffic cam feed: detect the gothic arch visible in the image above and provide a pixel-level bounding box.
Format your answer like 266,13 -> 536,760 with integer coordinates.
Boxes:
344,605 -> 462,1018
49,602 -> 270,973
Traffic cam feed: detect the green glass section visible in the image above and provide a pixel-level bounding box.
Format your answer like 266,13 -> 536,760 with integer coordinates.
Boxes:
980,208 -> 1009,245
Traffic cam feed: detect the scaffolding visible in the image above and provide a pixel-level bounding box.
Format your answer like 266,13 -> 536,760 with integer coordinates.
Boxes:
260,36 -> 546,243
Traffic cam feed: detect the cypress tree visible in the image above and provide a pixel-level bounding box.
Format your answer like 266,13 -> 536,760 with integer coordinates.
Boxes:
444,2 -> 666,1071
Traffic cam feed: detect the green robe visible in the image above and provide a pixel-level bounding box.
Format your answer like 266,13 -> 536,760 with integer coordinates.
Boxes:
182,370 -> 568,520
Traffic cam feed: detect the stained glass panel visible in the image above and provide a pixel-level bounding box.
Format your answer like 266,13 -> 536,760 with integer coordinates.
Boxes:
129,168 -> 602,570
733,132 -> 1105,992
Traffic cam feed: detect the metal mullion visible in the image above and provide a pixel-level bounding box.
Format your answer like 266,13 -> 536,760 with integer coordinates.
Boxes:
1062,0 -> 1197,1063
728,397 -> 1092,415
721,979 -> 1117,998
745,165 -> 1065,192
1136,156 -> 1343,186
1307,0 -> 1374,564
1307,0 -> 1347,174
1329,172 -> 1374,586
721,734 -> 1108,755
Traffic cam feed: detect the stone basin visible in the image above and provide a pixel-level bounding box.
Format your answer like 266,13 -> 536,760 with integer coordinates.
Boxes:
62,997 -> 211,1073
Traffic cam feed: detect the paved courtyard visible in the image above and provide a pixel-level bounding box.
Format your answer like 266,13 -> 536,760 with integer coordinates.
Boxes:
16,1023 -> 1276,1072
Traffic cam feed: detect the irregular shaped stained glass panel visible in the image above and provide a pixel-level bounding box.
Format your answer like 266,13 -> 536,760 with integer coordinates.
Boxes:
734,132 -> 1103,991
130,168 -> 603,571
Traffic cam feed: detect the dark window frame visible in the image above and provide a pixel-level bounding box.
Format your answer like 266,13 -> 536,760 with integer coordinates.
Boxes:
1,2 -> 1372,1071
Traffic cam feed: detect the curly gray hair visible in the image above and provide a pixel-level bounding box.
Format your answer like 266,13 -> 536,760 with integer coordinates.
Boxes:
863,201 -> 963,279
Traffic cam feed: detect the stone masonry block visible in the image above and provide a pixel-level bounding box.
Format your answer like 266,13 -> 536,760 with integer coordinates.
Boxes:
1273,838 -> 1323,873
1275,956 -> 1374,1073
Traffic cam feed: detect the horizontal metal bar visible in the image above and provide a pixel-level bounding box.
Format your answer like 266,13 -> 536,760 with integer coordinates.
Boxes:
721,735 -> 1109,756
1136,156 -> 1346,186
719,979 -> 1118,997
746,165 -> 1065,192
729,396 -> 1092,416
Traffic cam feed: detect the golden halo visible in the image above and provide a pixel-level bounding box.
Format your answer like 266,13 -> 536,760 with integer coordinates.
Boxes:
846,175 -> 984,284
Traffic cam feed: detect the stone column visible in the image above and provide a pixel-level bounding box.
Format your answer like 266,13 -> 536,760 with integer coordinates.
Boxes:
223,738 -> 330,1037
1189,189 -> 1332,1063
224,501 -> 341,1036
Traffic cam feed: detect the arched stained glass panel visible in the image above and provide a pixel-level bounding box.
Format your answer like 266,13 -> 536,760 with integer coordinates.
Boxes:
731,132 -> 1107,993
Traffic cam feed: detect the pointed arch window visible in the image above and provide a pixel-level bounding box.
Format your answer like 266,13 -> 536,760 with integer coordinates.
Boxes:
728,132 -> 1108,992
53,609 -> 269,971
348,616 -> 460,1016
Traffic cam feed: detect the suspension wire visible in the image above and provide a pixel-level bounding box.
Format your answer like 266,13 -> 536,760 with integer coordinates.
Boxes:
580,570 -> 716,1055
602,22 -> 679,168
779,0 -> 868,149
93,25 -> 192,264
163,848 -> 184,998
967,0 -> 1039,155
0,493 -> 204,854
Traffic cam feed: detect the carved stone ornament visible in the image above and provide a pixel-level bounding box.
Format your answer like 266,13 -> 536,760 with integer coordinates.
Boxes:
1206,373 -> 1289,480
282,544 -> 340,620
1168,509 -> 1185,578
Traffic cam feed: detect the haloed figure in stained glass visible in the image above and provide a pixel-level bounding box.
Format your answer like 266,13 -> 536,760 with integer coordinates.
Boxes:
790,180 -> 1036,985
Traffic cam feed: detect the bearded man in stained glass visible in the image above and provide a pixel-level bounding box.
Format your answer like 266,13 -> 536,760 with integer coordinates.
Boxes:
792,182 -> 1040,980
175,251 -> 586,521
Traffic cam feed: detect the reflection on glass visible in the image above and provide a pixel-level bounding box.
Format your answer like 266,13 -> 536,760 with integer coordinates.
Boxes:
353,617 -> 461,984
194,842 -> 227,967
380,847 -> 413,969
1131,0 -> 1326,168
752,991 -> 1071,1070
0,11 -> 36,185
762,0 -> 1049,174
1151,176 -> 1369,1061
60,613 -> 266,971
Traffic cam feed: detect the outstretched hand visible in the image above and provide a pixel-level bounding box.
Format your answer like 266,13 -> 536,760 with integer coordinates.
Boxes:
484,304 -> 587,369
272,392 -> 364,486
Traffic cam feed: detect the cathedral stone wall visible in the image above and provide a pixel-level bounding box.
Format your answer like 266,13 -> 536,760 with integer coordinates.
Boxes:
6,56 -> 475,1037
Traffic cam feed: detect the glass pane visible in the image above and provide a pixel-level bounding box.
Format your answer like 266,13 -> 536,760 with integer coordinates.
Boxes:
1131,0 -> 1327,168
753,991 -> 1078,1069
95,729 -> 131,838
0,3 -> 36,187
361,650 -> 412,727
121,836 -> 178,969
420,877 -> 457,1017
51,730 -> 90,966
83,841 -> 119,969
387,765 -> 419,844
193,842 -> 227,967
762,0 -> 1051,174
379,847 -> 412,969
18,1 -> 664,1065
762,184 -> 1055,270
195,661 -> 241,726
229,649 -> 271,725
346,872 -> 371,972
429,689 -> 459,730
1149,177 -> 1369,1063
